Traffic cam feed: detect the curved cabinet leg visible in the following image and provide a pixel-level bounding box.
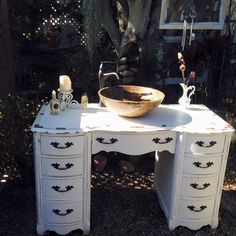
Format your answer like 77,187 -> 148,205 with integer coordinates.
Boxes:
211,216 -> 219,229
83,222 -> 90,235
168,219 -> 176,231
36,224 -> 46,235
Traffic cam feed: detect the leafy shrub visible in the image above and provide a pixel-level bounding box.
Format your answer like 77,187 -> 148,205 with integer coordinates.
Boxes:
0,94 -> 42,184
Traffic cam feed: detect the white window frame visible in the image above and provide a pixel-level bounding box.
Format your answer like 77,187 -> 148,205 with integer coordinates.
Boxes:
159,0 -> 230,30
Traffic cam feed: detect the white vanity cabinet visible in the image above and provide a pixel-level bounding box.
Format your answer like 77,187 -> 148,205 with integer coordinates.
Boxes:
32,104 -> 234,234
162,133 -> 230,230
32,108 -> 91,235
154,132 -> 231,230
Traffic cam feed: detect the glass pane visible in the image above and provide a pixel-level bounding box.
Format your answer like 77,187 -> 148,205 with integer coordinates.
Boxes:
165,0 -> 221,23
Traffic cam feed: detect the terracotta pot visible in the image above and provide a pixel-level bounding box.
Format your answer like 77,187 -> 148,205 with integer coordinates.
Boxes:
93,155 -> 107,172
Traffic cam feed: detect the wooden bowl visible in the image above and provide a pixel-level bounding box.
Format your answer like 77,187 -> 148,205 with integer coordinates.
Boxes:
98,85 -> 165,117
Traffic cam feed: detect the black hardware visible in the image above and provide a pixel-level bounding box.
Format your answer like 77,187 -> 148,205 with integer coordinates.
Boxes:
196,140 -> 217,148
96,137 -> 118,144
190,183 -> 210,190
50,141 -> 74,149
193,161 -> 214,169
52,185 -> 74,192
51,163 -> 74,170
52,209 -> 73,216
34,124 -> 44,128
187,205 -> 207,212
152,137 -> 173,144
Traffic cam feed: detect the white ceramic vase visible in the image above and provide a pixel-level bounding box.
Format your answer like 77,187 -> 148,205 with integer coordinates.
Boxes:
178,83 -> 195,106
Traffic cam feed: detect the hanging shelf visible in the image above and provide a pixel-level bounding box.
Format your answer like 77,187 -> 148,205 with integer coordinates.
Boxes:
159,0 -> 230,30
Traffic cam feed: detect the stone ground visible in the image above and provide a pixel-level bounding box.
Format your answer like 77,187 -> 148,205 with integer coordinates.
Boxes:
0,144 -> 235,236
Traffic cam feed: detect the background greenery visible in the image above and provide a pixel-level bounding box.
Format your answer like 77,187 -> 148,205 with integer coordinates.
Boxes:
0,0 -> 235,184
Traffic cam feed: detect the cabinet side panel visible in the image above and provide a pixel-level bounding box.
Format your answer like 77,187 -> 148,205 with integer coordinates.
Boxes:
83,132 -> 91,233
33,133 -> 43,226
213,133 -> 232,220
155,151 -> 174,215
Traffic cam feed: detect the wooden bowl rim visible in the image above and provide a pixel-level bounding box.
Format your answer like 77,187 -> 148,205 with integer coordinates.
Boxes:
98,85 -> 165,104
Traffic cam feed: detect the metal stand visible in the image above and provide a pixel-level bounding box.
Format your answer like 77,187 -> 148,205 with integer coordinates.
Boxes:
57,89 -> 79,111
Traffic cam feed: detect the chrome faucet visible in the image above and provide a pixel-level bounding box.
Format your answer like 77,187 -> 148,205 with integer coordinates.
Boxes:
98,61 -> 120,106
98,61 -> 120,90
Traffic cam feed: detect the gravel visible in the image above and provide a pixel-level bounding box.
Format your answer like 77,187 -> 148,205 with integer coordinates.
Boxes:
0,145 -> 235,236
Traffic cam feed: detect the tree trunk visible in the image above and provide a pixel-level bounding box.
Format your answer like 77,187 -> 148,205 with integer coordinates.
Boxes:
117,0 -> 153,84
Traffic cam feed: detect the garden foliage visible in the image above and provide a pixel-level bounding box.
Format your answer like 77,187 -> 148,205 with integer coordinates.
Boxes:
0,95 -> 42,182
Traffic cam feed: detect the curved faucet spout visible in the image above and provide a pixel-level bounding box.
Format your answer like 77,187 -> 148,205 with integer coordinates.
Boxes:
98,62 -> 120,90
98,61 -> 121,106
103,72 -> 120,82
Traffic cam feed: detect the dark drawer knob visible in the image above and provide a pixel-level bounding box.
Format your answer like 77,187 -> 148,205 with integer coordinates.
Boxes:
52,209 -> 73,216
96,137 -> 118,144
152,137 -> 173,144
50,141 -> 74,149
193,161 -> 214,169
187,205 -> 207,212
52,185 -> 74,192
51,162 -> 74,170
190,183 -> 210,190
195,140 -> 217,148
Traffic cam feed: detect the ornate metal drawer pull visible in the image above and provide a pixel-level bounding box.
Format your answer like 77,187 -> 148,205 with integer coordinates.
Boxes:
193,161 -> 214,169
51,163 -> 74,170
52,209 -> 73,216
195,140 -> 217,148
50,141 -> 74,149
190,183 -> 210,190
96,137 -> 118,144
152,137 -> 173,144
52,185 -> 74,192
187,205 -> 207,212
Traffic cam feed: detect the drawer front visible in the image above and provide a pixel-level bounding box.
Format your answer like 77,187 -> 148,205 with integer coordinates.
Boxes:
180,175 -> 218,197
43,200 -> 83,224
42,157 -> 83,177
41,135 -> 84,156
182,155 -> 222,175
42,177 -> 83,200
177,198 -> 215,219
185,134 -> 225,154
92,131 -> 176,155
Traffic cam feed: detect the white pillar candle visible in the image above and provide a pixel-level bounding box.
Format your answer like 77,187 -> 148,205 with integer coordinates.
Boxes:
59,75 -> 72,91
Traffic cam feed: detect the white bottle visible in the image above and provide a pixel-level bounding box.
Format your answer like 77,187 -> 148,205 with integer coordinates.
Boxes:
50,90 -> 60,115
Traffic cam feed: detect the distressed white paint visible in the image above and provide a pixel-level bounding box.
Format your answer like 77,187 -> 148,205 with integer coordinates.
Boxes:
32,103 -> 234,234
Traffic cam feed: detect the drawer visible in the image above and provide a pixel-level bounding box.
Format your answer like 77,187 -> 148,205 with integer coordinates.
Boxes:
182,155 -> 222,175
180,175 -> 218,197
41,135 -> 84,156
42,177 -> 83,200
42,157 -> 83,177
177,197 -> 215,219
92,131 -> 176,155
43,200 -> 83,224
185,134 -> 225,154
